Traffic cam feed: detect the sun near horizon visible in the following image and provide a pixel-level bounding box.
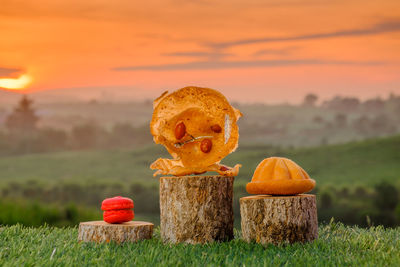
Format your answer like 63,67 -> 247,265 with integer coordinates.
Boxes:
0,75 -> 32,91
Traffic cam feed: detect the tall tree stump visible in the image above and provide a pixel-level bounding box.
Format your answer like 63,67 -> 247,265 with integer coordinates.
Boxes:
78,221 -> 154,243
160,175 -> 234,244
240,194 -> 318,245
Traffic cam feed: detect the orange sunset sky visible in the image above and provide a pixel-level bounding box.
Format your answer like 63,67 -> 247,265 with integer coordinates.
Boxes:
1,0 -> 399,103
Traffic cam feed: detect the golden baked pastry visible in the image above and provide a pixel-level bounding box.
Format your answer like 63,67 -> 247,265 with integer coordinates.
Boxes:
150,86 -> 242,176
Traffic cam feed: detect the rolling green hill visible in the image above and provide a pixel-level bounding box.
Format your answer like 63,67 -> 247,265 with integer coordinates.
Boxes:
0,135 -> 399,188
0,135 -> 399,228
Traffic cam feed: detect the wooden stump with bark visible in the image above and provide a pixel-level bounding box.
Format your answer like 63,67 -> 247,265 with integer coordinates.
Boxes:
78,221 -> 154,243
240,194 -> 318,245
160,175 -> 234,244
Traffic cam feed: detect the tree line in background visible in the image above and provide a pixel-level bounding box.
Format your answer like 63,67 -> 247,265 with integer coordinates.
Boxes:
0,96 -> 152,156
239,93 -> 400,146
303,93 -> 400,139
1,93 -> 400,155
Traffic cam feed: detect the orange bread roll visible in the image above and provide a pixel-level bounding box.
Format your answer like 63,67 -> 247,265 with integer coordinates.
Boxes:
246,157 -> 315,195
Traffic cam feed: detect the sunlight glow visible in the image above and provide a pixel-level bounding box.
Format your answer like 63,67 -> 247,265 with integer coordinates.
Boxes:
0,74 -> 32,90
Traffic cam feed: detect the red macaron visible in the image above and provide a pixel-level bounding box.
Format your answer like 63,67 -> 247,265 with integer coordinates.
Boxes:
101,196 -> 134,224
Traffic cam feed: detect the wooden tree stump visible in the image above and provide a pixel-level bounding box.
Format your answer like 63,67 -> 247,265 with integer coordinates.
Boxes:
240,194 -> 318,245
78,221 -> 154,243
160,175 -> 234,244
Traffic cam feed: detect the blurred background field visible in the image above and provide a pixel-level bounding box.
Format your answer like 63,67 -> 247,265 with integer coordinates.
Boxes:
0,92 -> 399,228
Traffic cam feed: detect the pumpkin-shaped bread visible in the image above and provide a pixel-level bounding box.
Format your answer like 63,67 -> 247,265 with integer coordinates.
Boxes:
246,157 -> 315,195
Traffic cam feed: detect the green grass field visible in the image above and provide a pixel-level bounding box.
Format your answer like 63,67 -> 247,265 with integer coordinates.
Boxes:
0,134 -> 399,188
0,222 -> 399,266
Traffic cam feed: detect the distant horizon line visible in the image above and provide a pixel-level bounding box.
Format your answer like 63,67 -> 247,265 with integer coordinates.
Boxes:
1,87 -> 399,106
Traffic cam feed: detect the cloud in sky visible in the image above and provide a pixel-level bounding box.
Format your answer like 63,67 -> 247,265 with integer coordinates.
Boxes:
163,47 -> 297,59
0,67 -> 23,78
252,46 -> 300,57
113,59 -> 385,71
113,19 -> 398,72
207,20 -> 400,49
162,51 -> 232,60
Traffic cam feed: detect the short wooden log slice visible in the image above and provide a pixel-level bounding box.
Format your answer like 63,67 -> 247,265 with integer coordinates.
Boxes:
78,221 -> 154,243
160,175 -> 234,244
240,194 -> 318,245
